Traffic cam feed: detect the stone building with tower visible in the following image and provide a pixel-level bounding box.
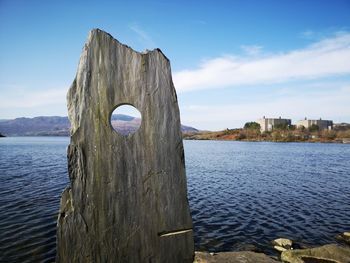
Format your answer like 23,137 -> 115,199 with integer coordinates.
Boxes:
256,116 -> 292,132
296,118 -> 333,130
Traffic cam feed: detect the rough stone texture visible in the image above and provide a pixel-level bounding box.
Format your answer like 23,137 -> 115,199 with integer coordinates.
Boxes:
281,244 -> 350,263
56,29 -> 194,262
272,238 -> 293,253
272,238 -> 293,249
274,245 -> 287,252
194,251 -> 280,263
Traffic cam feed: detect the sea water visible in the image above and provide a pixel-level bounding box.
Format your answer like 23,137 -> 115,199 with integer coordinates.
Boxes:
0,137 -> 349,262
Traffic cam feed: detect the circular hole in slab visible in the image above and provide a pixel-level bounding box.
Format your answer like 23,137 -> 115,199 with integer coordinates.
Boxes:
110,104 -> 142,136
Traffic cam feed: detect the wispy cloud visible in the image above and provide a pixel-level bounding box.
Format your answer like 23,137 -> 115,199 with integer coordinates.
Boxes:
240,45 -> 263,55
301,30 -> 315,39
129,23 -> 156,48
173,32 -> 350,92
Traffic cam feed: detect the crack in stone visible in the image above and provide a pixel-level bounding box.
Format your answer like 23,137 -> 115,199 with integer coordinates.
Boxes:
158,228 -> 193,237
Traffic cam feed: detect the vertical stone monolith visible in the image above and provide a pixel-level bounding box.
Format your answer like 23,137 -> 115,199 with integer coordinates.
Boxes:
56,29 -> 194,262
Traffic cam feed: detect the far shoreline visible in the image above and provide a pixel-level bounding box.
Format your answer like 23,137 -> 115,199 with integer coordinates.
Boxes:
184,138 -> 350,144
1,134 -> 350,144
183,128 -> 350,144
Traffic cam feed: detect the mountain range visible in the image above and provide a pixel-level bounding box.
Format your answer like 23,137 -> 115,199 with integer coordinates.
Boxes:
0,115 -> 198,136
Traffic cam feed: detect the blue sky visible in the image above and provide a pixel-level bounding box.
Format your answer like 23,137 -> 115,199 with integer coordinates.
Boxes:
1,0 -> 350,130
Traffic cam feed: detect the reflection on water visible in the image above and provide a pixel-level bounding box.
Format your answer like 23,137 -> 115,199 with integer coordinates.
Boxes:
0,137 -> 349,262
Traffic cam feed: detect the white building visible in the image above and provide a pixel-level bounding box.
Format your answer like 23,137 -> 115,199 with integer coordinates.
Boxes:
256,116 -> 291,132
296,118 -> 333,130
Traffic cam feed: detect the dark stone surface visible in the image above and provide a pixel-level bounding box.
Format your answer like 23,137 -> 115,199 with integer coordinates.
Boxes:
56,29 -> 194,262
336,232 -> 350,246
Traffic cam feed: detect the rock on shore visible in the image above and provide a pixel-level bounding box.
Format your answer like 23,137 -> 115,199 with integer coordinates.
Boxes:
272,238 -> 293,252
336,232 -> 350,245
281,244 -> 350,263
194,251 -> 280,263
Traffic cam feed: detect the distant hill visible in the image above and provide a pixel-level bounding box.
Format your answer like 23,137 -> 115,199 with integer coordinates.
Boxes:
0,116 -> 70,136
180,124 -> 199,133
0,115 -> 198,136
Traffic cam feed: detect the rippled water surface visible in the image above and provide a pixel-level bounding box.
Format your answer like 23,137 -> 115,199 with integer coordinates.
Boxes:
1,138 -> 349,262
185,140 -> 350,254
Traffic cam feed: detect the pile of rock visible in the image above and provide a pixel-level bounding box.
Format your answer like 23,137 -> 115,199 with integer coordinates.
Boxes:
272,233 -> 350,263
281,244 -> 350,263
192,232 -> 350,262
194,251 -> 279,263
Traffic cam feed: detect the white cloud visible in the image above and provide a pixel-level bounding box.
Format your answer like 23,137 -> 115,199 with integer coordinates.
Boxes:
0,88 -> 67,109
180,84 -> 350,130
129,24 -> 156,48
173,33 -> 350,92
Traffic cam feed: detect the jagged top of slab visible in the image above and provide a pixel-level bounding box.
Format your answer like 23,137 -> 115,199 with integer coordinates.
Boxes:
87,28 -> 170,61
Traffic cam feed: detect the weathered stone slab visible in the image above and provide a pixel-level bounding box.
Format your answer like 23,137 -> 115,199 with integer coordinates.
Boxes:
56,29 -> 194,262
